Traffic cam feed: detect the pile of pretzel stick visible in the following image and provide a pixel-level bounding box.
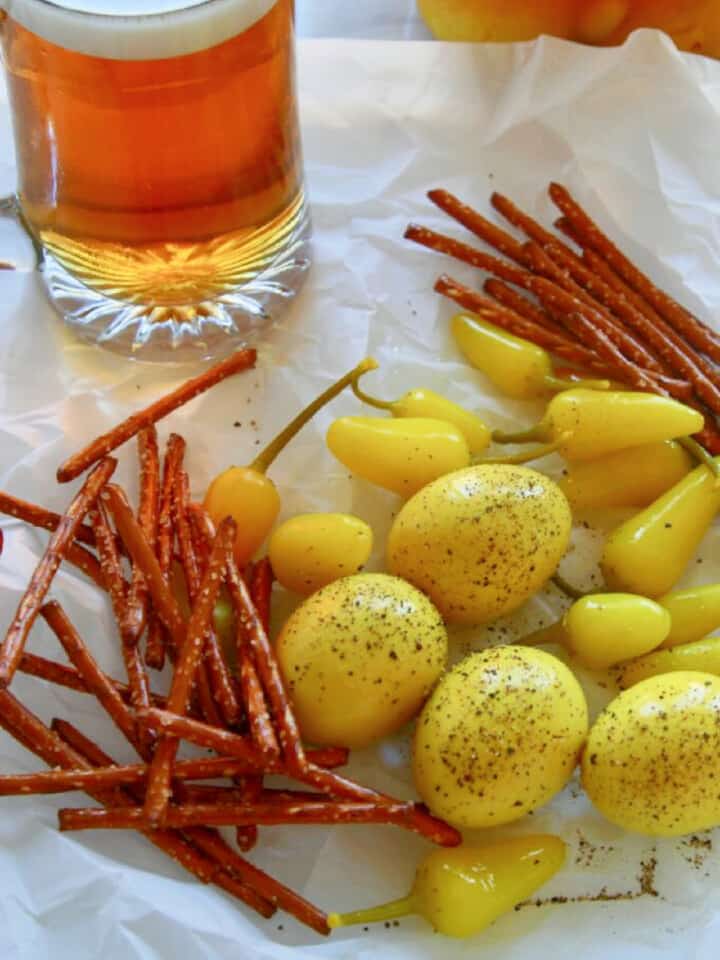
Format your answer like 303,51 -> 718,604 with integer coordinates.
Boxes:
406,182 -> 720,453
0,347 -> 459,936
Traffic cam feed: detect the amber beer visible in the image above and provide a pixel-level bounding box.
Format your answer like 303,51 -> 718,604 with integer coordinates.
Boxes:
0,0 -> 306,319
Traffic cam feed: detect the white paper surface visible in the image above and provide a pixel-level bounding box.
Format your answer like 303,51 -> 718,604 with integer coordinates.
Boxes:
2,30 -> 720,960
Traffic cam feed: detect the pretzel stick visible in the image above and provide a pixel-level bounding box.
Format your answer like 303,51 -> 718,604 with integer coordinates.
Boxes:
48,717 -> 277,919
406,222 -> 528,285
234,558 -> 280,850
491,190 -> 583,262
0,457 -> 117,688
41,602 -> 145,753
182,827 -> 330,936
102,482 -> 222,725
140,707 -> 260,762
52,719 -> 328,933
0,694 -> 336,933
238,652 -> 278,759
579,245 -> 720,399
91,506 -> 151,714
548,182 -> 720,363
410,221 -> 664,374
146,434 -> 186,670
144,518 -> 237,825
57,348 -> 257,483
52,717 -> 328,933
0,746 -> 348,797
122,427 -> 160,645
225,555 -> 307,775
18,651 -> 171,709
53,710 -> 322,933
0,491 -> 96,547
174,471 -> 240,727
0,691 -> 275,917
524,242 -> 670,378
524,239 -> 706,401
428,188 -> 527,262
101,484 -> 185,642
59,801 -> 447,833
51,723 -> 345,773
409,222 -> 682,385
187,503 -> 215,573
559,311 -> 675,395
483,277 -> 565,331
251,558 -> 274,635
288,759 -> 460,836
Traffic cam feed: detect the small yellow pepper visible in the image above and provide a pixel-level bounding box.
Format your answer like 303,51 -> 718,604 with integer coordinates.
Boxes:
559,441 -> 693,510
493,389 -> 705,461
204,358 -> 377,565
602,459 -> 720,597
329,835 -> 565,938
658,584 -> 720,649
617,636 -> 720,689
452,313 -> 609,399
524,593 -> 670,670
268,513 -> 373,596
326,416 -> 470,497
352,377 -> 491,455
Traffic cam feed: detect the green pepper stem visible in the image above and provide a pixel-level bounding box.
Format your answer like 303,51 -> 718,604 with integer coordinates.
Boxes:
327,895 -> 416,930
478,439 -> 563,465
492,423 -> 550,445
544,375 -> 611,393
551,574 -> 587,601
248,357 -> 379,474
351,378 -> 397,412
677,436 -> 720,480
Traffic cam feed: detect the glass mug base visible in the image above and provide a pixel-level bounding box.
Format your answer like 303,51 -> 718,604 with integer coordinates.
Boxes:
38,191 -> 312,362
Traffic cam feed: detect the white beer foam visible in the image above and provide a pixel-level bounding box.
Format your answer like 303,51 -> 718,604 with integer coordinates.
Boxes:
1,0 -> 279,60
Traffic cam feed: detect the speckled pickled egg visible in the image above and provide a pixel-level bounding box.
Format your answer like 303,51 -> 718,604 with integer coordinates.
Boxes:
276,572 -> 448,749
412,646 -> 588,828
582,672 -> 720,837
386,465 -> 572,625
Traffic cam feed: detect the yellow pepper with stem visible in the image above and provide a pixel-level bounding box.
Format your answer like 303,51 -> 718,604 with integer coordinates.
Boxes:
559,440 -> 694,510
493,389 -> 705,461
351,376 -> 491,455
452,312 -> 610,400
204,358 -> 377,565
523,593 -> 670,670
601,459 -> 720,597
329,835 -> 566,938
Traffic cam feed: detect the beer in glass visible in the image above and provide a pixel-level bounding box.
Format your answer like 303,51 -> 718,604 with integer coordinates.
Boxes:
0,0 -> 310,359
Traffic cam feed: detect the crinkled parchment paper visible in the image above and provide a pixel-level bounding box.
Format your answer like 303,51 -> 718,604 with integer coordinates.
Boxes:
1,29 -> 720,960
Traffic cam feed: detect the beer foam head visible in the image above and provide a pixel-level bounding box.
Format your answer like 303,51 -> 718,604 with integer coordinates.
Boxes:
2,0 -> 279,59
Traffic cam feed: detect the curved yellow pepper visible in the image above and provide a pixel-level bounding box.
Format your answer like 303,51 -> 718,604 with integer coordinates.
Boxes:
601,460 -> 720,597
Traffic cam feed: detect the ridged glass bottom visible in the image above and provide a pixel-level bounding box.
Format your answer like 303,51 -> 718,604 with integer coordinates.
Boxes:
37,190 -> 311,362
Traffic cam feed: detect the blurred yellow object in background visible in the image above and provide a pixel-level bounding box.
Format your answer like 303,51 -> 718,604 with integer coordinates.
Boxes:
418,0 -> 720,57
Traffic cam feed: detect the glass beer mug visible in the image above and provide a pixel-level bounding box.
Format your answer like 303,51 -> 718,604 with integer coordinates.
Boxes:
0,0 -> 311,360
